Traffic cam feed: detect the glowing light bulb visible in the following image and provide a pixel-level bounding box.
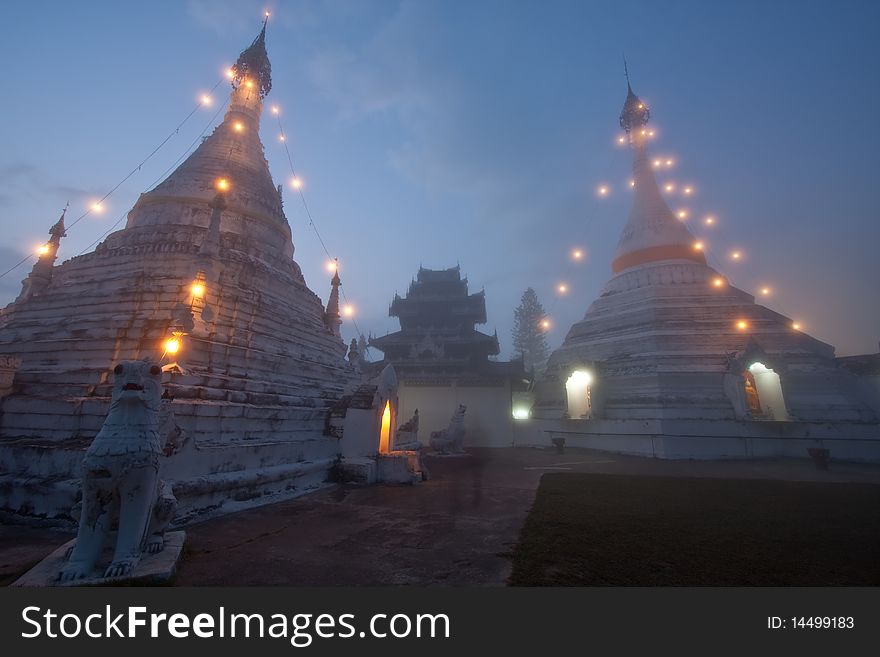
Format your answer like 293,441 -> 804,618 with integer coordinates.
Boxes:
164,337 -> 181,355
291,177 -> 303,190
731,251 -> 741,260
90,201 -> 104,214
693,241 -> 704,251
279,135 -> 286,142
647,130 -> 655,137
343,305 -> 355,317
665,183 -> 675,192
541,319 -> 550,329
233,121 -> 243,132
760,287 -> 771,296
225,68 -> 234,79
598,185 -> 609,197
629,179 -> 635,188
736,320 -> 749,331
326,260 -> 338,272
617,136 -> 626,144
572,249 -> 583,260
683,186 -> 693,195
666,159 -> 673,166
705,216 -> 715,225
712,277 -> 724,288
677,210 -> 688,220
191,282 -> 206,298
216,178 -> 230,191
792,322 -> 802,331
558,284 -> 568,294
271,106 -> 279,114
201,94 -> 212,106
37,244 -> 50,255
245,79 -> 254,89
653,159 -> 662,168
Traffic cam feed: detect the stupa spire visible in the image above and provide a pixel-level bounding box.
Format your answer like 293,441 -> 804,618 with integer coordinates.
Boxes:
17,206 -> 68,302
231,17 -> 272,100
124,21 -> 294,261
324,266 -> 342,338
611,74 -> 706,274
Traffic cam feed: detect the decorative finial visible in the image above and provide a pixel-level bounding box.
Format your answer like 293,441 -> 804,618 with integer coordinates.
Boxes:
324,265 -> 342,338
49,205 -> 68,243
231,19 -> 272,99
618,61 -> 649,133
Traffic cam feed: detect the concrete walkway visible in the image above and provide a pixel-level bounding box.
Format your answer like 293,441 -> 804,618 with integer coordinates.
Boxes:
3,447 -> 879,586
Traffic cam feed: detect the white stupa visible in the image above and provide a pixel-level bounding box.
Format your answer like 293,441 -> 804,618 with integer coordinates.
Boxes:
0,22 -> 360,521
532,77 -> 880,460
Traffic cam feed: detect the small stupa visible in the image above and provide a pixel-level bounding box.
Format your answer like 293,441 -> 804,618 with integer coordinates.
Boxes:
532,74 -> 879,460
0,21 -> 360,521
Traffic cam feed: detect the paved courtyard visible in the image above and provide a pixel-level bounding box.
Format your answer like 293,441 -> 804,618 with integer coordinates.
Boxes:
3,447 -> 880,586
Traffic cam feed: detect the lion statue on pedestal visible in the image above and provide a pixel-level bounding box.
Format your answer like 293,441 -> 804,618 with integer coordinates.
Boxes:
59,360 -> 178,582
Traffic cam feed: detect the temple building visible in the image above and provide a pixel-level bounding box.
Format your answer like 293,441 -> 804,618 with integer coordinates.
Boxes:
531,79 -> 880,461
0,23 -> 365,522
370,266 -> 527,447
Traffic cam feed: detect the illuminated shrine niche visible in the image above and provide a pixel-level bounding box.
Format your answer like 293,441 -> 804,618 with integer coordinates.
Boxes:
379,400 -> 392,453
565,370 -> 593,419
745,362 -> 789,421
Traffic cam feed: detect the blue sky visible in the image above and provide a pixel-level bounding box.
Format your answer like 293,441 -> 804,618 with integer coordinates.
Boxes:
1,0 -> 878,355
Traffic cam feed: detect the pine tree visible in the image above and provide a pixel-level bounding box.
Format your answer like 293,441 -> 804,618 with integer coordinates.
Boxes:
512,288 -> 549,372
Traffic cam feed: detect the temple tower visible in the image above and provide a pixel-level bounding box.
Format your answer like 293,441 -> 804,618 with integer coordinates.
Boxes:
16,208 -> 67,302
324,268 -> 342,338
370,266 -> 526,447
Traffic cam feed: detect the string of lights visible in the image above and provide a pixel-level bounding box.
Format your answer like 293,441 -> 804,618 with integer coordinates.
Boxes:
1,78 -> 226,281
270,106 -> 369,354
536,152 -> 623,335
587,123 -> 805,334
78,98 -> 233,257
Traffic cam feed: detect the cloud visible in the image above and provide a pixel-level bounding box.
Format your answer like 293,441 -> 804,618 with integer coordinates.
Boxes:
0,161 -> 91,209
186,0 -> 323,37
186,0 -> 258,37
46,184 -> 92,201
0,163 -> 39,179
303,1 -> 593,212
0,245 -> 29,307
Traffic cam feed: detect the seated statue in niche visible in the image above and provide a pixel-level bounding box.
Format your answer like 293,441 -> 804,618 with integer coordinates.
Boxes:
59,360 -> 179,582
429,405 -> 467,454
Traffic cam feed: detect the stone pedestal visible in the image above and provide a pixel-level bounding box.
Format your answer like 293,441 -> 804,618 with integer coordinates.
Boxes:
12,531 -> 186,587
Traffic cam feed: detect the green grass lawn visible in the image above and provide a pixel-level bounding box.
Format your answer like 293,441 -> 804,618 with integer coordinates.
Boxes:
509,473 -> 880,586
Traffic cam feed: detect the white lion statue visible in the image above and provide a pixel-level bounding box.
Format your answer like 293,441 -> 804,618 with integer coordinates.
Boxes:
59,360 -> 178,582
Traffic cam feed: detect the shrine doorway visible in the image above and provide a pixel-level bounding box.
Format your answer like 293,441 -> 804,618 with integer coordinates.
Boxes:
565,370 -> 593,419
379,400 -> 393,453
745,362 -> 788,420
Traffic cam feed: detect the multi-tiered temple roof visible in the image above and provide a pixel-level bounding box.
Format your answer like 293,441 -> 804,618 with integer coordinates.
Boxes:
370,266 -> 517,380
